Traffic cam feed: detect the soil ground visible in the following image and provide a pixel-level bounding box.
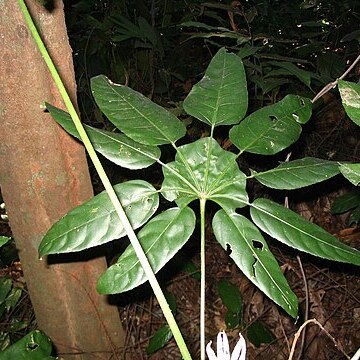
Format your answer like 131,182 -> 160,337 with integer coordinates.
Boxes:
0,94 -> 359,360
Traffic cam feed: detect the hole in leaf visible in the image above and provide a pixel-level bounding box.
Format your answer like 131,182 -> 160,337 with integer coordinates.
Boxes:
27,342 -> 39,351
300,98 -> 305,106
235,208 -> 243,215
252,240 -> 263,250
251,257 -> 258,277
226,243 -> 232,255
269,115 -> 278,122
292,113 -> 300,122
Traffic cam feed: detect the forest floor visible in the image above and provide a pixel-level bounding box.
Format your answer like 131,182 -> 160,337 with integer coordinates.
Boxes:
117,94 -> 360,360
0,94 -> 359,360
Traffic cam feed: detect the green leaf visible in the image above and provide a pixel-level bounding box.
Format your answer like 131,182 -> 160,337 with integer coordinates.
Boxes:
213,210 -> 298,317
91,75 -> 186,145
230,95 -> 312,155
217,279 -> 242,314
164,291 -> 177,314
138,17 -> 158,47
341,30 -> 360,42
184,31 -> 250,43
252,157 -> 340,189
338,80 -> 360,126
39,180 -> 159,255
161,137 -> 248,211
0,330 -> 54,360
218,280 -> 243,328
317,53 -> 345,83
7,320 -> 28,333
247,320 -> 275,347
268,61 -> 312,89
251,76 -> 291,95
0,278 -> 12,304
339,163 -> 360,186
225,311 -> 241,329
111,16 -> 142,39
349,206 -> 360,224
46,103 -> 160,169
250,198 -> 360,266
331,189 -> 360,214
183,47 -> 248,127
181,260 -> 200,281
146,325 -> 173,354
97,207 -> 196,294
237,44 -> 261,59
180,21 -> 223,31
0,237 -> 11,249
0,304 -> 5,319
264,68 -> 294,78
5,288 -> 22,311
0,332 -> 11,352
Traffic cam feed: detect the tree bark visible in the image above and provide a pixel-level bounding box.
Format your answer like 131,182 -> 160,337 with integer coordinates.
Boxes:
0,1 -> 124,359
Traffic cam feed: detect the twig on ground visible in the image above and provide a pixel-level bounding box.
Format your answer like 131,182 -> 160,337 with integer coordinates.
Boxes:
295,255 -> 309,360
288,319 -> 351,360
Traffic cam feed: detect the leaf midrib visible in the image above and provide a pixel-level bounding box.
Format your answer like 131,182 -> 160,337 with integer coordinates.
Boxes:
101,78 -> 177,144
252,201 -> 360,258
224,212 -> 294,310
91,127 -> 160,161
114,208 -> 192,281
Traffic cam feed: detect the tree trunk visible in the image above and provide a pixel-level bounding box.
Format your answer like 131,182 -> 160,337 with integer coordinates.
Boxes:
0,1 -> 125,359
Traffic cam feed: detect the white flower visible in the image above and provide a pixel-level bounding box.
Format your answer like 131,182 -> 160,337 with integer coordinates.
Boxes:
206,331 -> 246,360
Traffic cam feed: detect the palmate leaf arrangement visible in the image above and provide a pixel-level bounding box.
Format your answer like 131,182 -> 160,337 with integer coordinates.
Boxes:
40,48 -> 360,350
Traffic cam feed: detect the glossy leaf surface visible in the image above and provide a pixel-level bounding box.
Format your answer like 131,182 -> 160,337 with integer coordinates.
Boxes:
97,207 -> 196,294
213,210 -> 298,317
39,180 -> 159,255
46,103 -> 160,169
0,236 -> 10,248
338,80 -> 360,126
339,163 -> 360,186
183,47 -> 248,127
252,157 -> 340,189
230,95 -> 312,155
91,75 -> 186,145
161,137 -> 248,211
250,198 -> 360,265
0,330 -> 54,360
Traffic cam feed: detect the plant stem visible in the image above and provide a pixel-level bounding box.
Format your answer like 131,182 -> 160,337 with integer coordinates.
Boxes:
17,1 -> 192,359
200,197 -> 207,360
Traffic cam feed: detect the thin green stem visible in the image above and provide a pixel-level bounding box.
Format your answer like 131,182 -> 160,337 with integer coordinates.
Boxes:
172,141 -> 202,192
18,1 -> 192,359
200,197 -> 207,360
202,137 -> 214,193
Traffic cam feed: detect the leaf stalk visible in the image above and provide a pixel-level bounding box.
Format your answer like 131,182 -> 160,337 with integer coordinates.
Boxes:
200,197 -> 207,360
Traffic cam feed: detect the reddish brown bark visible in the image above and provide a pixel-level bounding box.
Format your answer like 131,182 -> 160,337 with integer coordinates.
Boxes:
0,1 -> 124,358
